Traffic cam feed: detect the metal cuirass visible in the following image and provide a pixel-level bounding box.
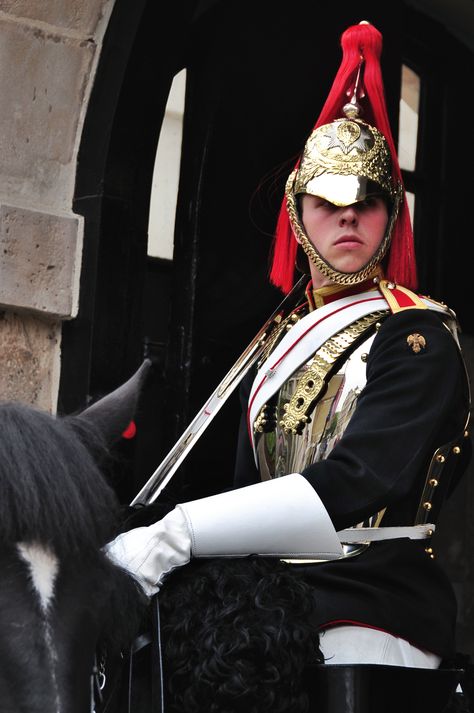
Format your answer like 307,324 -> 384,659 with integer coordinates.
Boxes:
255,329 -> 376,481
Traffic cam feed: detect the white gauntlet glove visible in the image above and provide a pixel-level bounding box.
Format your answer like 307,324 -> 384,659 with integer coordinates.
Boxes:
179,473 -> 342,559
106,474 -> 343,596
105,507 -> 191,597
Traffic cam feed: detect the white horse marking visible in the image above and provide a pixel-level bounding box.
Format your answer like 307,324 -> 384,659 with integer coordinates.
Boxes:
17,541 -> 62,712
17,542 -> 59,612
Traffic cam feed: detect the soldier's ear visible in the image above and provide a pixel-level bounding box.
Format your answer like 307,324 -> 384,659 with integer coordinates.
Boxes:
70,359 -> 152,446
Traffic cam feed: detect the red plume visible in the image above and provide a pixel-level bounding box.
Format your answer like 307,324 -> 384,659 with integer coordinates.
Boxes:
269,22 -> 417,293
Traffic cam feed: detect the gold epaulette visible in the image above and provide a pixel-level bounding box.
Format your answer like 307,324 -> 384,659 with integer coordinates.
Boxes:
378,279 -> 427,314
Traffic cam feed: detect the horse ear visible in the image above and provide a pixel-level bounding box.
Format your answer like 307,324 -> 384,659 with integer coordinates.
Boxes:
74,359 -> 152,445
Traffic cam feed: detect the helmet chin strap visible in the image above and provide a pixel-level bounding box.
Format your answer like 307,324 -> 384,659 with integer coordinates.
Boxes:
286,173 -> 402,287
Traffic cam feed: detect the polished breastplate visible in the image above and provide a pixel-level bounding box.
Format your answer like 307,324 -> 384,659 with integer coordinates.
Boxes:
256,330 -> 376,480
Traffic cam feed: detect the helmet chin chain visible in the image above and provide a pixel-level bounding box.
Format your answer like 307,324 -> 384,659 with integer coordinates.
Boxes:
286,172 -> 402,287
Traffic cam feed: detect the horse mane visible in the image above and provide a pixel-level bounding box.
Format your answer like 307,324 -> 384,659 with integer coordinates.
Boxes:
0,402 -> 120,558
159,557 -> 323,713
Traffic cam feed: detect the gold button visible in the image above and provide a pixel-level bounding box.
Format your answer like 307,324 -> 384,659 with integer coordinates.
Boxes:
375,322 -> 382,331
425,547 -> 433,554
464,430 -> 469,438
387,282 -> 396,290
429,479 -> 438,487
423,502 -> 432,511
436,454 -> 445,463
453,446 -> 461,455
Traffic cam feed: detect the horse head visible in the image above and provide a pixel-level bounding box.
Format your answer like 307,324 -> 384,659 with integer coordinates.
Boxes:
0,360 -> 151,713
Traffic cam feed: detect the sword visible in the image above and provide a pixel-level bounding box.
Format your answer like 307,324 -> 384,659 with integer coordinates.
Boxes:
130,276 -> 307,506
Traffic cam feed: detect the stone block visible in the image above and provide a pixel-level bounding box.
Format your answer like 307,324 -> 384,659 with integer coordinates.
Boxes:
0,205 -> 82,318
0,0 -> 111,36
0,310 -> 60,412
0,18 -> 95,206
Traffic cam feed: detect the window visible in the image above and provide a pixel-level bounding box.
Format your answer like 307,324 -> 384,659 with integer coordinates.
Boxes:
147,69 -> 187,260
398,65 -> 420,226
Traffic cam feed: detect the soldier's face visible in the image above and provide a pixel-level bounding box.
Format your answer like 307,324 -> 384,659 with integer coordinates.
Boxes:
300,194 -> 389,288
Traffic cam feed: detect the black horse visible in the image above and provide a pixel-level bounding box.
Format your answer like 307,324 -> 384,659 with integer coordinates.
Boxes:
0,363 -> 150,713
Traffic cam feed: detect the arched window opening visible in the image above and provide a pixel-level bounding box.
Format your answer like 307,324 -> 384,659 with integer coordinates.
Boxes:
398,65 -> 420,172
147,68 -> 187,260
398,64 -> 420,228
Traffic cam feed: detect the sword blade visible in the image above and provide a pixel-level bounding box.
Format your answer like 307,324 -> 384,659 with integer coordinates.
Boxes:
130,276 -> 306,506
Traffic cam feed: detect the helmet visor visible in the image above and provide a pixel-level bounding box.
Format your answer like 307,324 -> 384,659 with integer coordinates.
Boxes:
303,174 -> 387,207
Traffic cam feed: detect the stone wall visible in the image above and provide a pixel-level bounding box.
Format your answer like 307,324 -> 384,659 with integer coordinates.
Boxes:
0,0 -> 115,411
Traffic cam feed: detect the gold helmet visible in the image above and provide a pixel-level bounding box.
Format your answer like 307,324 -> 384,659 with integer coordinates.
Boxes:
270,22 -> 416,293
294,118 -> 394,204
285,116 -> 402,286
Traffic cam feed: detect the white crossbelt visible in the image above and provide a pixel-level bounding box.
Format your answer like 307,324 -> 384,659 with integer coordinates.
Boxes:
248,289 -> 451,458
248,291 -> 388,454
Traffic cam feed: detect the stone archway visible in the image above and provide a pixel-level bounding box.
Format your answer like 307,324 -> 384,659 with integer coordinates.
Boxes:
0,0 -> 118,410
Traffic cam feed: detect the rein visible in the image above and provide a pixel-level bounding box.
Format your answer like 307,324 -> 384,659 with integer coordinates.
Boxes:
93,597 -> 164,713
